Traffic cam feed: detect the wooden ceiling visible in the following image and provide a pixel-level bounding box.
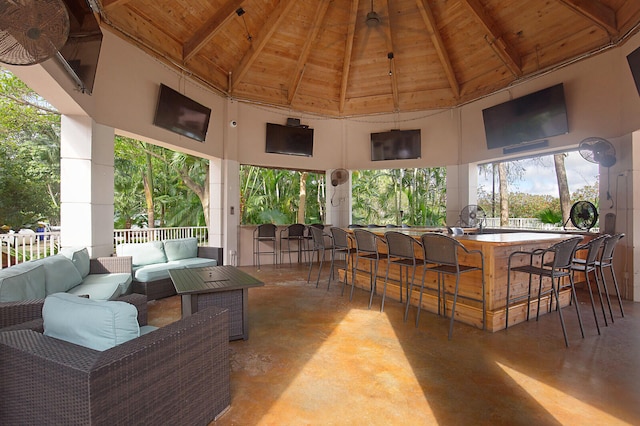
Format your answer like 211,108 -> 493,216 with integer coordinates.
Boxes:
96,0 -> 640,117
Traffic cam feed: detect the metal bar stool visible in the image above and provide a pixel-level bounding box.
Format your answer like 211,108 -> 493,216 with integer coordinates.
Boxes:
570,234 -> 608,335
596,233 -> 625,320
279,224 -> 306,265
352,228 -> 386,308
506,236 -> 583,347
253,224 -> 277,268
307,225 -> 335,289
381,231 -> 422,313
411,233 -> 485,340
330,227 -> 357,296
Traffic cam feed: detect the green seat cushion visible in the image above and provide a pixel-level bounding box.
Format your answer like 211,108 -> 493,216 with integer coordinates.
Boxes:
0,262 -> 46,302
163,238 -> 198,261
43,293 -> 140,351
170,258 -> 218,269
39,255 -> 84,295
79,273 -> 132,297
59,247 -> 91,278
116,241 -> 167,266
66,280 -> 122,301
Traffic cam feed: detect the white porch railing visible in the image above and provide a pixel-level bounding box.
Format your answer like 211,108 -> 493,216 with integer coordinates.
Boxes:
483,217 -> 599,233
113,227 -> 209,246
0,227 -> 209,269
0,232 -> 61,269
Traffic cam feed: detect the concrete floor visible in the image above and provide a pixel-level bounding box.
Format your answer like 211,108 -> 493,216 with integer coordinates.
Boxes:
147,263 -> 640,426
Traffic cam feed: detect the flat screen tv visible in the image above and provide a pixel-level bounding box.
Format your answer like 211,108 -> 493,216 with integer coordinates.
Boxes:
371,129 -> 421,161
482,83 -> 569,150
153,84 -> 212,142
57,0 -> 103,95
265,123 -> 314,157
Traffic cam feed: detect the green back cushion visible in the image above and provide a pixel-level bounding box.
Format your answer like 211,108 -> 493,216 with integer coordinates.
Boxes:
0,262 -> 46,302
116,241 -> 167,266
43,293 -> 140,351
40,255 -> 84,295
59,247 -> 91,278
163,237 -> 198,261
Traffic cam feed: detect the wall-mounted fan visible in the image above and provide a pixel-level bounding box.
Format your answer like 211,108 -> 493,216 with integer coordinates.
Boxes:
579,137 -> 617,207
568,200 -> 598,231
330,168 -> 348,187
458,204 -> 486,228
0,0 -> 70,66
579,137 -> 616,168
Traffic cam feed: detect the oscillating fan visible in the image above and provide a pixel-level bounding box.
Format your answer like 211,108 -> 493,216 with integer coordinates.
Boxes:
330,168 -> 348,187
0,0 -> 70,66
459,205 -> 486,228
578,137 -> 617,207
568,201 -> 598,231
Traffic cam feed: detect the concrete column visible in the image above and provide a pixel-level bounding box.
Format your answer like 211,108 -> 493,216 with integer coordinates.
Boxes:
445,163 -> 478,226
326,169 -> 350,228
60,115 -> 115,257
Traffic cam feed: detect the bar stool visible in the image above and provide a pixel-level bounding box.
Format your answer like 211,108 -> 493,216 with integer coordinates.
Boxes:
570,234 -> 608,335
307,225 -> 335,289
596,233 -> 625,319
330,227 -> 357,296
352,228 -> 386,308
381,231 -> 422,313
253,224 -> 277,268
411,233 -> 485,339
279,224 -> 306,265
506,236 -> 583,347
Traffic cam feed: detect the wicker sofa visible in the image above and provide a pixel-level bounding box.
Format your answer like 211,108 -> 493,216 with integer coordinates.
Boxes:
0,253 -> 139,329
116,238 -> 223,300
0,305 -> 230,425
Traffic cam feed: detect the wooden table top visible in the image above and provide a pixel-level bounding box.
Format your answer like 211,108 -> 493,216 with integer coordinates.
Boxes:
169,265 -> 264,295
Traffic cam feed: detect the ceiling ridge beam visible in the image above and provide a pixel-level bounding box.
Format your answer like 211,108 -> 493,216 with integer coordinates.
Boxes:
461,0 -> 522,77
288,0 -> 332,105
557,0 -> 617,36
382,0 -> 399,110
416,0 -> 460,99
183,0 -> 244,63
339,0 -> 360,114
231,0 -> 297,93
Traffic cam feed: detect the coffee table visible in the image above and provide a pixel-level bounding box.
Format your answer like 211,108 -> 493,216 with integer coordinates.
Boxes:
169,266 -> 264,340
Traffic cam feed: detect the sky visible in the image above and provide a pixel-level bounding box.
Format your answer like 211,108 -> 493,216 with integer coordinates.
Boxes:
477,151 -> 600,197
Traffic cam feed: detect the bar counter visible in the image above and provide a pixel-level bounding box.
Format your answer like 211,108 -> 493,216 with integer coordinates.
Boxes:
345,228 -> 582,332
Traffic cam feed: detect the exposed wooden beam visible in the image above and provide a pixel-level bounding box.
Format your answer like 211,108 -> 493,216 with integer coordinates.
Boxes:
416,0 -> 460,99
461,0 -> 522,77
381,0 -> 399,110
557,0 -> 617,35
231,0 -> 296,93
339,0 -> 360,114
102,0 -> 131,10
183,0 -> 244,63
288,0 -> 331,104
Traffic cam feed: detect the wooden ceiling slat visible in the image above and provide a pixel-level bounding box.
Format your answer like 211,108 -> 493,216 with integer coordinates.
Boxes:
183,0 -> 244,63
557,0 -> 618,35
102,0 -> 131,10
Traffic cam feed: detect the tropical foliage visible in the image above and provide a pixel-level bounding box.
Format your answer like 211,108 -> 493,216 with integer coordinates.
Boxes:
0,69 -> 60,230
240,166 -> 325,224
351,168 -> 447,226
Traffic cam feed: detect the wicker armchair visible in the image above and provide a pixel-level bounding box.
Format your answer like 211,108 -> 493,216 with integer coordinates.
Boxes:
0,256 -> 139,329
0,306 -> 230,425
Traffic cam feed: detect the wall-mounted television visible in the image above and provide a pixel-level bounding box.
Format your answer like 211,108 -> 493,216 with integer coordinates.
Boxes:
265,123 -> 314,157
57,0 -> 103,94
482,83 -> 569,150
371,129 -> 421,161
153,84 -> 212,142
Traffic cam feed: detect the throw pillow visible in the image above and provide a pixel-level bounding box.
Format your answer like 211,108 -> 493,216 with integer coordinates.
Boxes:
59,246 -> 91,278
163,237 -> 198,261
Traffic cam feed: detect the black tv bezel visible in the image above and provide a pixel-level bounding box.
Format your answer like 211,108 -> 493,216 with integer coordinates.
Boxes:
153,84 -> 212,142
482,83 -> 569,150
370,129 -> 422,161
265,123 -> 314,157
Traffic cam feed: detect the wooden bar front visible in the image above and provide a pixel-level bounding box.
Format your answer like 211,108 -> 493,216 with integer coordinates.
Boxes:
342,229 -> 580,332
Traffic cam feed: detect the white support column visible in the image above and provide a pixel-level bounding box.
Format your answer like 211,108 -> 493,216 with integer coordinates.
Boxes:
326,169 -> 350,228
60,115 -> 115,257
445,163 -> 478,226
